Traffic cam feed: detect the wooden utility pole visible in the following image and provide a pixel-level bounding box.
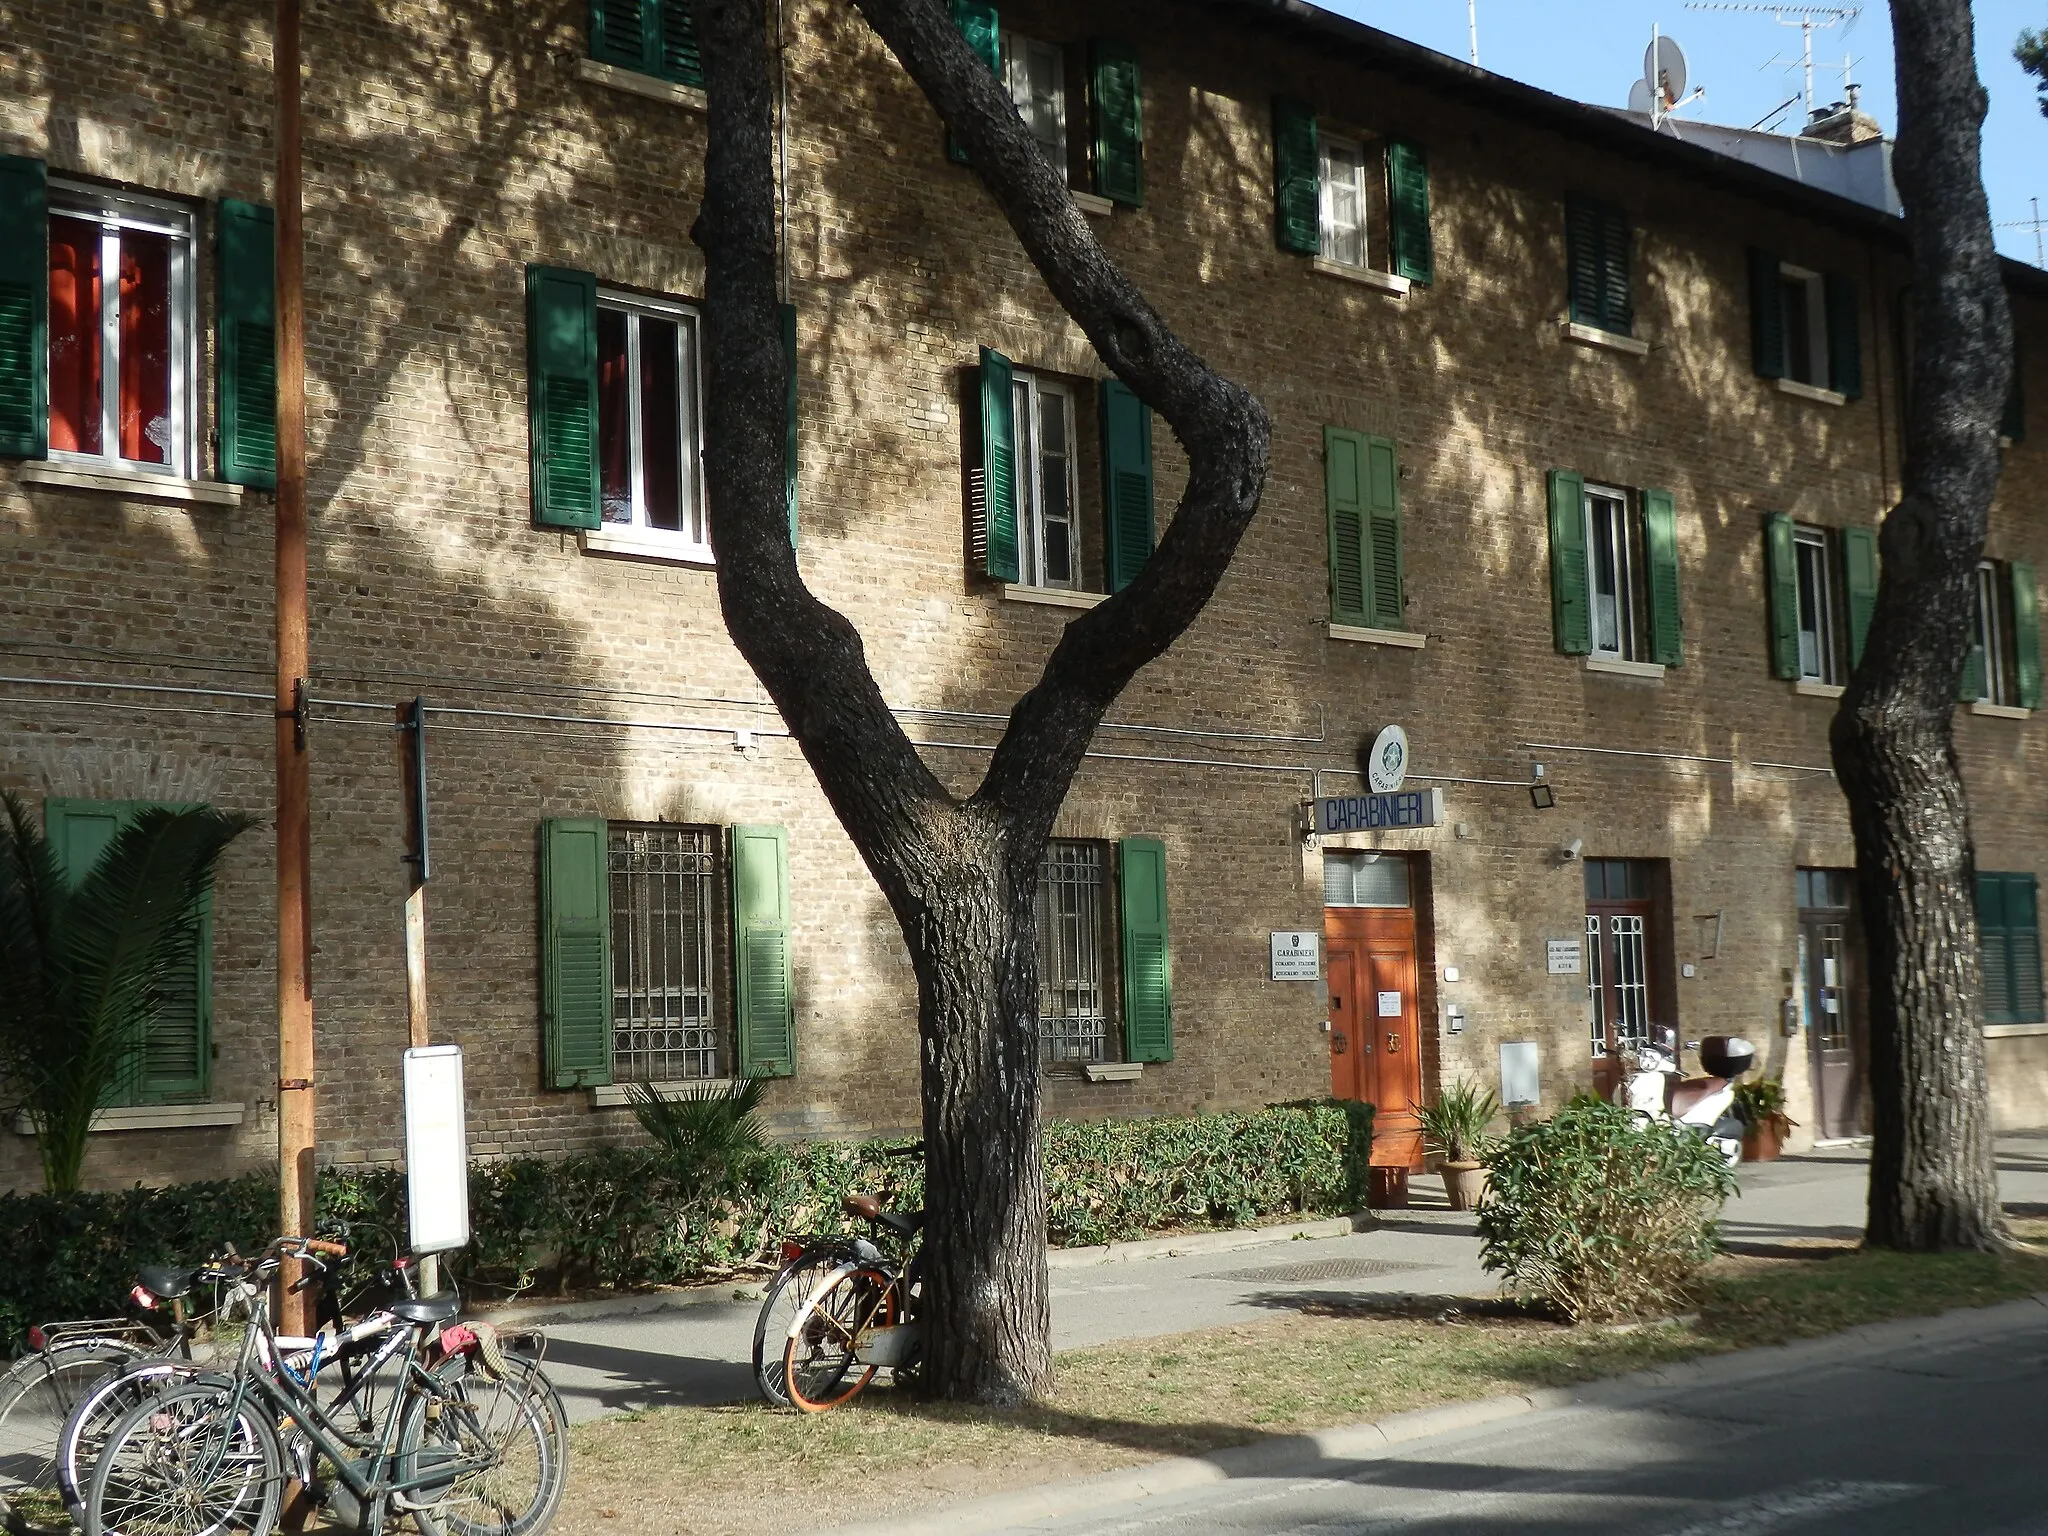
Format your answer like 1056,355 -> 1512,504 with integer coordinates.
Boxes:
274,0 -> 316,1334
396,699 -> 431,1051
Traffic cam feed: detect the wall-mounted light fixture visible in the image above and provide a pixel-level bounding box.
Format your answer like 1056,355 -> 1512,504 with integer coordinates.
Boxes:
1529,783 -> 1556,809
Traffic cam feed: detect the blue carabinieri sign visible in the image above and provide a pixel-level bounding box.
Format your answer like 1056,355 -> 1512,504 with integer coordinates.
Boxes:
1315,787 -> 1445,835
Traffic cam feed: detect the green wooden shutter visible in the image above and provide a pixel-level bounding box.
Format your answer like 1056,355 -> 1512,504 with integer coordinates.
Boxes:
974,347 -> 1019,581
1978,872 -> 2014,1023
1386,139 -> 1432,285
589,0 -> 649,69
1323,427 -> 1368,626
732,824 -> 796,1078
1364,434 -> 1403,629
1100,377 -> 1154,592
1842,525 -> 1879,668
1546,469 -> 1591,655
1765,513 -> 1800,680
948,0 -> 1001,164
540,817 -> 612,1088
1089,40 -> 1144,207
1566,197 -> 1600,328
1272,98 -> 1319,256
2004,333 -> 2026,443
216,200 -> 277,490
1961,637 -> 1987,703
1118,836 -> 1171,1063
2011,875 -> 2046,1023
2011,560 -> 2041,710
1748,248 -> 1785,379
1825,271 -> 1862,399
782,301 -> 799,546
658,0 -> 704,85
1600,203 -> 1633,336
0,154 -> 47,460
45,799 -> 212,1106
1644,488 -> 1682,666
526,266 -> 600,531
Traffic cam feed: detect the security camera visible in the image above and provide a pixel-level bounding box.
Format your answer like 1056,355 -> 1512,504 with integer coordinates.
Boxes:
1562,837 -> 1584,861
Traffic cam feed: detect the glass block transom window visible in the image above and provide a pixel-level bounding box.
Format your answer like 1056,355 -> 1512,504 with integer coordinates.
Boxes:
1037,840 -> 1114,1064
1323,852 -> 1411,908
608,824 -> 723,1081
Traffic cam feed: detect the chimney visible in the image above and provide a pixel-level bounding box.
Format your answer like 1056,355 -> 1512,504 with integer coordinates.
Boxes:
1804,84 -> 1883,145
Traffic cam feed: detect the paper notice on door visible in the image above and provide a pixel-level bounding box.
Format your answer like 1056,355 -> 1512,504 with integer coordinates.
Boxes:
1376,991 -> 1402,1017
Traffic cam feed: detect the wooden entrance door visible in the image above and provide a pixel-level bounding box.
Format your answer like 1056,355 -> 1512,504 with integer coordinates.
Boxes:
1798,868 -> 1866,1140
1325,906 -> 1423,1168
1584,859 -> 1662,1099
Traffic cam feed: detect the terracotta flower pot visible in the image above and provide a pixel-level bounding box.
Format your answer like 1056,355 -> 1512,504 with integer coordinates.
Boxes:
1740,1119 -> 1784,1162
1441,1160 -> 1489,1211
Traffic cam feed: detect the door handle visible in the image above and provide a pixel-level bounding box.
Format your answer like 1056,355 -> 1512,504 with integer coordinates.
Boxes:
1387,1032 -> 1400,1053
1331,1032 -> 1348,1053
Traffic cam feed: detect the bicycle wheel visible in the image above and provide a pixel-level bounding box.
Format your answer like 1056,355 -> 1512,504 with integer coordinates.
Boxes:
0,1339 -> 143,1519
782,1268 -> 895,1413
396,1352 -> 566,1536
59,1357 -> 205,1529
751,1258 -> 841,1407
86,1377 -> 282,1536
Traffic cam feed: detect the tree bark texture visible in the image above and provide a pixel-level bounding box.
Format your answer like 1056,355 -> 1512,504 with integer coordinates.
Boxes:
1830,0 -> 2012,1252
684,0 -> 1269,1400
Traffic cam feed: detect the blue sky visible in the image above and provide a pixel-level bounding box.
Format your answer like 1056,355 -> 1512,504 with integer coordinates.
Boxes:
1320,1 -> 2046,267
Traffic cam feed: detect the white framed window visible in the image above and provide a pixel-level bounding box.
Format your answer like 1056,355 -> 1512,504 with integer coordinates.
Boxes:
1003,34 -> 1068,175
1584,483 -> 1648,661
46,183 -> 197,478
608,823 -> 726,1083
1318,134 -> 1371,270
596,289 -> 706,554
1778,263 -> 1830,389
1012,371 -> 1080,590
1973,560 -> 2016,706
1793,525 -> 1842,684
1037,839 -> 1115,1064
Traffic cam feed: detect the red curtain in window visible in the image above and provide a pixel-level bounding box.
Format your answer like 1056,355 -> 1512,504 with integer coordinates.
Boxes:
120,231 -> 172,465
48,217 -> 102,455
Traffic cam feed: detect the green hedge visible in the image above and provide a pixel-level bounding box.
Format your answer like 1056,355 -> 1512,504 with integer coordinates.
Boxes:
0,1101 -> 1368,1353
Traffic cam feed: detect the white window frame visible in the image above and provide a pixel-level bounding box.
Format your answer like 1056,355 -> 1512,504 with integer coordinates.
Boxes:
596,287 -> 708,557
1779,262 -> 1830,389
1318,133 -> 1371,271
1011,370 -> 1081,592
46,181 -> 197,480
1036,839 -> 1116,1065
1793,524 -> 1841,685
1976,560 -> 2013,706
1583,483 -> 1644,662
1003,33 -> 1068,178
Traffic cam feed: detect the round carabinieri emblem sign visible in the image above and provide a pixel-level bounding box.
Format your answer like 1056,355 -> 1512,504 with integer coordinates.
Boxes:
1367,725 -> 1409,794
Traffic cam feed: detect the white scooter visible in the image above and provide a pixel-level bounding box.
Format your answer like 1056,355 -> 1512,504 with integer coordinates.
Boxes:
1615,1028 -> 1754,1164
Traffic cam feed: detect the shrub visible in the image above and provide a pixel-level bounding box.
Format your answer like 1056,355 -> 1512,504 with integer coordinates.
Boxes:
1414,1078 -> 1501,1165
1476,1094 -> 1736,1323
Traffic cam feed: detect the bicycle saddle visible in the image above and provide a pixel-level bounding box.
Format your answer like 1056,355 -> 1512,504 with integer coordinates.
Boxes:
390,1294 -> 461,1325
137,1265 -> 199,1301
844,1194 -> 924,1237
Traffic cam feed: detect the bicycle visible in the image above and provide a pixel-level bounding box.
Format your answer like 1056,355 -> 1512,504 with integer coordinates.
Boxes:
752,1144 -> 924,1412
84,1235 -> 568,1536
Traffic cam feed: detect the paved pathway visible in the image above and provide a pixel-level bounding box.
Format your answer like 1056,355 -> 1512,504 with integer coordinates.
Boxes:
519,1133 -> 2048,1424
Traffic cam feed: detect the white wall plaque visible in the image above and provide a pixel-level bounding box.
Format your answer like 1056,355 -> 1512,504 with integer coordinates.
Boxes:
1375,990 -> 1402,1017
403,1045 -> 470,1255
1270,931 -> 1321,980
1366,725 -> 1410,793
1546,939 -> 1583,975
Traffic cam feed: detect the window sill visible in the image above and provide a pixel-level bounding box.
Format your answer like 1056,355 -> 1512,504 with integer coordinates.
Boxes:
1000,583 -> 1105,611
1583,655 -> 1665,680
575,56 -> 706,111
1984,1022 -> 2048,1038
1561,321 -> 1649,357
1071,190 -> 1115,219
17,460 -> 246,507
1310,259 -> 1411,297
580,525 -> 717,566
1327,623 -> 1425,649
1081,1061 -> 1143,1082
1969,701 -> 2032,720
1793,679 -> 1846,699
12,1102 -> 246,1135
589,1078 -> 735,1107
1775,377 -> 1848,407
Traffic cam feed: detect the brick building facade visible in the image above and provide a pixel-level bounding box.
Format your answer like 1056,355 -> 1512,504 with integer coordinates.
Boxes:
1,0 -> 2043,1192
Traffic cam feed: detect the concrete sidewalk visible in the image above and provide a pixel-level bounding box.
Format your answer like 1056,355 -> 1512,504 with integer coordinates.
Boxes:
519,1132 -> 2048,1425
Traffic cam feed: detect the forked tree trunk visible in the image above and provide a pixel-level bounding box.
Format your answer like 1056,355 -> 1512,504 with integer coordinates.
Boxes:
1830,0 -> 2013,1251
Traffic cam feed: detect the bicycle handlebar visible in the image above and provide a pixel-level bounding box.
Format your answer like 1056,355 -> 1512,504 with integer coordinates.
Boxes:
884,1142 -> 925,1159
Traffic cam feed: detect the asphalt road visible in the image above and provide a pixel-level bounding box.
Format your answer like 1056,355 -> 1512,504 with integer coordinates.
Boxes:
1002,1306 -> 2048,1536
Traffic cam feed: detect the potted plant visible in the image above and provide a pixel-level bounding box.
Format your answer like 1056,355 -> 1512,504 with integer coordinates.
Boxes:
1732,1077 -> 1796,1162
1415,1079 -> 1501,1211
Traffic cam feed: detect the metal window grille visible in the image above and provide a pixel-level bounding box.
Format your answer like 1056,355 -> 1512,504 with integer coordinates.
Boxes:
1815,921 -> 1848,1052
1586,913 -> 1606,1057
609,824 -> 722,1082
1037,841 -> 1112,1063
1609,914 -> 1650,1049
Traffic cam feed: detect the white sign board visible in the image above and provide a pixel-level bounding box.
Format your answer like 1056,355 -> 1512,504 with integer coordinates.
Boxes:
1366,725 -> 1410,793
1546,939 -> 1583,975
1500,1041 -> 1541,1107
1270,931 -> 1321,981
1376,990 -> 1402,1018
404,1045 -> 470,1255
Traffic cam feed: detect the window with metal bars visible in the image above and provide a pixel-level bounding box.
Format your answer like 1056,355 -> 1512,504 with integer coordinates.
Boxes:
608,824 -> 726,1082
1036,839 -> 1118,1064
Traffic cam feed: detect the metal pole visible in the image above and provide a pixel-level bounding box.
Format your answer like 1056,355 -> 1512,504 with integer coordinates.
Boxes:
397,699 -> 431,1052
1466,0 -> 1478,65
274,0 -> 316,1337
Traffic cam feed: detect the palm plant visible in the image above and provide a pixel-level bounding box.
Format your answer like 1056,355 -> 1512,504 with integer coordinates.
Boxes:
0,793 -> 252,1192
628,1075 -> 771,1198
1416,1078 -> 1502,1165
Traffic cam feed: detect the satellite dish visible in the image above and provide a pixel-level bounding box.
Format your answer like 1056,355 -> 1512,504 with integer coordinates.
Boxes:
1644,34 -> 1688,108
1627,78 -> 1653,115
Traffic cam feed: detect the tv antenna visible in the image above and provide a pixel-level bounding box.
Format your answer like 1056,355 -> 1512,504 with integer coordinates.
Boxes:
1684,4 -> 1862,115
1627,26 -> 1706,127
1997,197 -> 2046,269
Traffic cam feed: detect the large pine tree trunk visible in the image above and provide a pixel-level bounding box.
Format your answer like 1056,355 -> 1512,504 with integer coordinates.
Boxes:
1830,0 -> 2013,1251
